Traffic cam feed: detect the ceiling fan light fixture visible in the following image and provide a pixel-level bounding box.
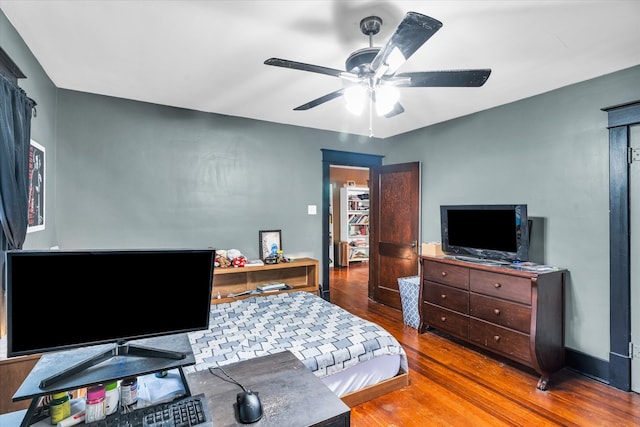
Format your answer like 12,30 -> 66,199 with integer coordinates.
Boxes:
384,47 -> 406,75
374,85 -> 399,116
265,11 -> 491,120
344,85 -> 368,115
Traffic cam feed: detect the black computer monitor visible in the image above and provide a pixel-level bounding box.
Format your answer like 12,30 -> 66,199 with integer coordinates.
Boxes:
6,248 -> 215,387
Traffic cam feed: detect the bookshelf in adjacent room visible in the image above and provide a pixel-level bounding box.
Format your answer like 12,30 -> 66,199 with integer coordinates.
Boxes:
340,187 -> 369,264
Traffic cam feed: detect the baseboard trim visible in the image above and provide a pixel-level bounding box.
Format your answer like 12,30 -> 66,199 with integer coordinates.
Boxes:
565,347 -> 610,385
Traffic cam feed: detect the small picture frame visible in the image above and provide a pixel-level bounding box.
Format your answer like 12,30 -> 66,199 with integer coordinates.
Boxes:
346,180 -> 356,187
28,139 -> 46,233
259,230 -> 282,260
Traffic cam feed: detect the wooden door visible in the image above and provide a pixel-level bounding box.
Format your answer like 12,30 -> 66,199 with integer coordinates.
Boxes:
369,162 -> 420,309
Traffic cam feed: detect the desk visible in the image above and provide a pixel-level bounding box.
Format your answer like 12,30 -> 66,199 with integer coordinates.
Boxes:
187,351 -> 350,427
1,349 -> 350,426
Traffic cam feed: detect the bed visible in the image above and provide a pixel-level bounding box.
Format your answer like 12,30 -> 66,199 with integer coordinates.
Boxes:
186,291 -> 409,406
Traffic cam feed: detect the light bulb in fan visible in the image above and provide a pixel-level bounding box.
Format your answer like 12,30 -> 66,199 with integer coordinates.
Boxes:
374,85 -> 399,116
344,85 -> 368,115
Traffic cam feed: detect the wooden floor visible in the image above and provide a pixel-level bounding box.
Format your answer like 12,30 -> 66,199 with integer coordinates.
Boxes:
329,263 -> 640,427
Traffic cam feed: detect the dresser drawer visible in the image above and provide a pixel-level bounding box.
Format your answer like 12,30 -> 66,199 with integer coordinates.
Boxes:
470,270 -> 531,304
469,294 -> 531,333
424,303 -> 469,338
423,260 -> 469,290
469,319 -> 532,365
424,281 -> 469,314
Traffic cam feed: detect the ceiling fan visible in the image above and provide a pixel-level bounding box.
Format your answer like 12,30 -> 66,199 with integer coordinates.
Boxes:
264,11 -> 491,119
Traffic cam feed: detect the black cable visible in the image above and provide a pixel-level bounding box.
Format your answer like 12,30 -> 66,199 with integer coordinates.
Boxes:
208,366 -> 249,392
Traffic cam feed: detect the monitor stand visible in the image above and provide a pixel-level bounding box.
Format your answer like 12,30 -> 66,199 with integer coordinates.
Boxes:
39,341 -> 187,389
13,334 -> 195,427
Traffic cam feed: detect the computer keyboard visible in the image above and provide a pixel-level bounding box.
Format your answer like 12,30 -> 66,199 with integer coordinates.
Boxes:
84,393 -> 213,427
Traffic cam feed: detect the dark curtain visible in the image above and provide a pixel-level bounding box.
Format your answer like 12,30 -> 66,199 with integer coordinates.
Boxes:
0,72 -> 36,335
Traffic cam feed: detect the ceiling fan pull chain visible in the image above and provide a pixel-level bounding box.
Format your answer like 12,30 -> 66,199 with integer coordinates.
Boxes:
369,95 -> 374,137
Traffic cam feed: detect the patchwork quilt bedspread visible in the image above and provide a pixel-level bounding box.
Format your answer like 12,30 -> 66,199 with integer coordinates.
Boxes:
186,291 -> 408,378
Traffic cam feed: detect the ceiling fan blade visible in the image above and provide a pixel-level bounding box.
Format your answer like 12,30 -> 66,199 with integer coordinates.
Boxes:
265,58 -> 345,78
384,103 -> 405,118
392,69 -> 492,87
293,89 -> 345,111
370,12 -> 443,77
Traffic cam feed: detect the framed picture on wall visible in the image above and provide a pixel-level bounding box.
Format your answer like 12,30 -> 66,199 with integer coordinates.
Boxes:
259,230 -> 282,260
27,139 -> 45,233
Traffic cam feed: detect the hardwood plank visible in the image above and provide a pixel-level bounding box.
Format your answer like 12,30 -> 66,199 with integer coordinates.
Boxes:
330,263 -> 640,426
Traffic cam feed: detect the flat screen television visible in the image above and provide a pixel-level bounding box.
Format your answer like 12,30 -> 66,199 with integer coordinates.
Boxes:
440,204 -> 529,263
6,248 -> 215,387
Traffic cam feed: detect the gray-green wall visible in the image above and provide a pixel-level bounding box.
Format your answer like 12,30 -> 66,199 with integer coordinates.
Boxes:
54,91 -> 388,257
385,66 -> 640,360
3,8 -> 639,367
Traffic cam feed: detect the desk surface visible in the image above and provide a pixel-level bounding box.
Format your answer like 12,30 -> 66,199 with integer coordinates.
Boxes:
187,351 -> 350,427
13,333 -> 195,401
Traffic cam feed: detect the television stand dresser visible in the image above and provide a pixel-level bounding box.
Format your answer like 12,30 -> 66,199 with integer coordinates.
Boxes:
419,255 -> 566,390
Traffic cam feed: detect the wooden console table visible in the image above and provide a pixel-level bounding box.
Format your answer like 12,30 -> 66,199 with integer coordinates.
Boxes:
0,353 -> 40,415
212,258 -> 319,303
187,350 -> 350,426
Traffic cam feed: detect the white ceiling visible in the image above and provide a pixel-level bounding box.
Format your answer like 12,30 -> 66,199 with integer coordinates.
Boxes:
1,1 -> 639,139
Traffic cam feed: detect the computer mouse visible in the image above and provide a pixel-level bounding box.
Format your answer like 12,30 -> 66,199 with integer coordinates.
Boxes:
237,390 -> 263,423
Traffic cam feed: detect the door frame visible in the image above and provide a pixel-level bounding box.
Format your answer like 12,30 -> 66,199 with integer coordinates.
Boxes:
321,149 -> 383,301
603,100 -> 640,391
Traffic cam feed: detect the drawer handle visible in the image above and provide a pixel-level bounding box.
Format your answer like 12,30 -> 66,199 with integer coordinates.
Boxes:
493,308 -> 501,316
494,283 -> 502,288
493,335 -> 501,342
440,316 -> 447,322
441,271 -> 447,277
440,294 -> 447,300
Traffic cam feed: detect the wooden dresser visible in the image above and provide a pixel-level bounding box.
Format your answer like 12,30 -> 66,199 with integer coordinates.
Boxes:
419,255 -> 565,390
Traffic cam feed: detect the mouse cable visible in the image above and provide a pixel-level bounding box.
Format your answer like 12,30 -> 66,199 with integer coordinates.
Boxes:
208,366 -> 249,392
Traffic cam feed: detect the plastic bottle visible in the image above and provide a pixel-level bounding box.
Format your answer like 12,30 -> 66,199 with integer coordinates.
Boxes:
104,381 -> 119,415
120,377 -> 138,410
85,385 -> 106,423
49,391 -> 70,425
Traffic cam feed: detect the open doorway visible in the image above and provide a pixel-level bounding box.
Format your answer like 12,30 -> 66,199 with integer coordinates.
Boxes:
329,166 -> 370,271
321,150 -> 420,305
329,166 -> 371,306
321,149 -> 383,302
